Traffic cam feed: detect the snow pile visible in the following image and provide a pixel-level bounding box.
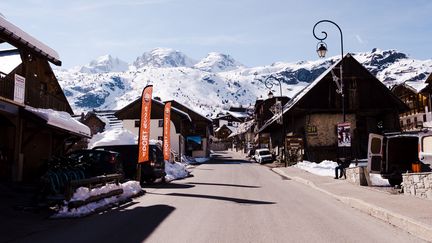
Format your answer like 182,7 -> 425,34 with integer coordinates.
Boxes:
180,155 -> 210,165
165,161 -> 190,182
294,160 -> 338,177
53,181 -> 142,218
88,127 -> 137,148
295,160 -> 390,186
70,183 -> 121,202
195,157 -> 210,163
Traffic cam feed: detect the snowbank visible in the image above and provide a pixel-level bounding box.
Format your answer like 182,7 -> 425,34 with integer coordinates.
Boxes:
181,155 -> 210,164
53,181 -> 142,218
88,128 -> 137,148
165,161 -> 190,182
294,160 -> 390,186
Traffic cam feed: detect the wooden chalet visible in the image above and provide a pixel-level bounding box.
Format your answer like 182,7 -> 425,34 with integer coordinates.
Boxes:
259,54 -> 408,162
115,98 -> 192,157
79,111 -> 106,135
0,17 -> 90,182
253,96 -> 289,151
391,81 -> 431,131
214,124 -> 234,140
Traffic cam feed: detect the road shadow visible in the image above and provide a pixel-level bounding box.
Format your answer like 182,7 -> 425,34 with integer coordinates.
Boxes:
162,192 -> 275,205
207,158 -> 253,165
187,182 -> 260,188
19,204 -> 175,243
144,183 -> 195,189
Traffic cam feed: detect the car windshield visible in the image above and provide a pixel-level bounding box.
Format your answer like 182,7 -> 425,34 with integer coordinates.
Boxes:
259,150 -> 270,155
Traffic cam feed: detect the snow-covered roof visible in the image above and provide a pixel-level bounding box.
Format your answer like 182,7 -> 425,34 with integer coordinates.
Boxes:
0,16 -> 61,65
168,100 -> 212,123
0,49 -> 21,74
154,99 -> 192,122
215,124 -> 235,133
403,81 -> 428,93
228,119 -> 254,138
227,110 -> 249,119
25,106 -> 90,137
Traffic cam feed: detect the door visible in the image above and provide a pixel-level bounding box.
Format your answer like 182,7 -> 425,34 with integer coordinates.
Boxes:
367,133 -> 384,173
420,134 -> 432,166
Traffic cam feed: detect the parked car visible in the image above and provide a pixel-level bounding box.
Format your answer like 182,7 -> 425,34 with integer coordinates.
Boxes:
66,149 -> 123,177
92,142 -> 166,184
253,148 -> 273,164
367,131 -> 432,186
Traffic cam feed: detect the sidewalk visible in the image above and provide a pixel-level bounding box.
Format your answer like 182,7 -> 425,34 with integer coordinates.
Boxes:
272,166 -> 432,242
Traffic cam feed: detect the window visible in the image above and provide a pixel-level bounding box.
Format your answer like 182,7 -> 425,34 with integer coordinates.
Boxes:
134,120 -> 140,127
158,120 -> 163,127
424,114 -> 427,122
423,137 -> 432,153
40,82 -> 47,96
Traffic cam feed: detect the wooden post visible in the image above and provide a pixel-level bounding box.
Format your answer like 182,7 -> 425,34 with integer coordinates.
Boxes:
136,163 -> 142,183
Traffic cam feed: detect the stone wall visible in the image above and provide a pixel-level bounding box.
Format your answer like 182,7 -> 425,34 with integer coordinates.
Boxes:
345,166 -> 368,186
402,172 -> 432,200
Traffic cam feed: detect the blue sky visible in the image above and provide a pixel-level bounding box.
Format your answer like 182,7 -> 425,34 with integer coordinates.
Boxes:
2,0 -> 432,68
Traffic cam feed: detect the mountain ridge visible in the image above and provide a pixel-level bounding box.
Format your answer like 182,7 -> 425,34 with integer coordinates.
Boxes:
55,48 -> 432,117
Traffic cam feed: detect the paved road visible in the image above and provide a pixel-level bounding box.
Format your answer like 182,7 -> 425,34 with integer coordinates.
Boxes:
21,151 -> 424,242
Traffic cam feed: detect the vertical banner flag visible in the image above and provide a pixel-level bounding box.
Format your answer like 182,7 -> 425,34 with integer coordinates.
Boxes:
138,85 -> 153,163
163,102 -> 172,161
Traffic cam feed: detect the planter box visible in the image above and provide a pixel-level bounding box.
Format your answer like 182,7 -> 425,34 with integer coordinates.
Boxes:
345,166 -> 368,186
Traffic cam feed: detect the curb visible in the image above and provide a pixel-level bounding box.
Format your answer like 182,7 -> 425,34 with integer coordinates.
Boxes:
272,168 -> 432,241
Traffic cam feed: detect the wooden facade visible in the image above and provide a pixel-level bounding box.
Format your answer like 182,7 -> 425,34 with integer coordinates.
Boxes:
260,54 -> 408,162
0,18 -> 87,182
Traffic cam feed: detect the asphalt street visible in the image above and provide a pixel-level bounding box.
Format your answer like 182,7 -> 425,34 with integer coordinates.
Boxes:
19,150 -> 425,243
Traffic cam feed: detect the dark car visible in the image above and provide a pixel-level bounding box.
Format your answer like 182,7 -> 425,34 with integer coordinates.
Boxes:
92,143 -> 165,184
66,149 -> 123,177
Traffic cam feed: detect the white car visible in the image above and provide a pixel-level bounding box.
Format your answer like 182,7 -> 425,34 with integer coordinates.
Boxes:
254,149 -> 273,164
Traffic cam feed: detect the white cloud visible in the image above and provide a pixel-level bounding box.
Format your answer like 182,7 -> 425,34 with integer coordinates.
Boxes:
355,34 -> 366,44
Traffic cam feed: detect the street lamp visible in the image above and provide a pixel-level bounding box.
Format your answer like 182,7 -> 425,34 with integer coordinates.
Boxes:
264,75 -> 286,166
313,20 -> 345,122
267,90 -> 274,99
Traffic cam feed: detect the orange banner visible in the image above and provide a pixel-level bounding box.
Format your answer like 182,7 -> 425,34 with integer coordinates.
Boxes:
138,85 -> 153,163
163,102 -> 171,161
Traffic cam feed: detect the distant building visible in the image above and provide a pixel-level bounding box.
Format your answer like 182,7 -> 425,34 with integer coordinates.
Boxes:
391,82 -> 431,131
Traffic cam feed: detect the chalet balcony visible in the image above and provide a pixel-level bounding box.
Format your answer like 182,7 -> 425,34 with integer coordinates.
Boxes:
0,75 -> 14,101
0,76 -> 69,112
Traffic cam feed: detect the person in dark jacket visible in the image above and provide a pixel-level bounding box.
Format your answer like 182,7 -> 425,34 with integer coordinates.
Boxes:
334,158 -> 351,179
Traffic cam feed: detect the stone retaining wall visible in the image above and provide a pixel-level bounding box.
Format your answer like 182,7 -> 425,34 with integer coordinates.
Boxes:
402,172 -> 432,200
345,166 -> 368,186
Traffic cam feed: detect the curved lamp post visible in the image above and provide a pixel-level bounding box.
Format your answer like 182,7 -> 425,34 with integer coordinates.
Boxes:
263,75 -> 286,166
313,20 -> 345,122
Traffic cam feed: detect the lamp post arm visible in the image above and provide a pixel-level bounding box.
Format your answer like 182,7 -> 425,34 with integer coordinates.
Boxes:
312,20 -> 344,60
264,75 -> 283,97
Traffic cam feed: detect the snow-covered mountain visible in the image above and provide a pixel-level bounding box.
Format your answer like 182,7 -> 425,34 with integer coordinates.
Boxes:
133,48 -> 196,68
55,48 -> 432,117
194,52 -> 244,72
78,55 -> 128,73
